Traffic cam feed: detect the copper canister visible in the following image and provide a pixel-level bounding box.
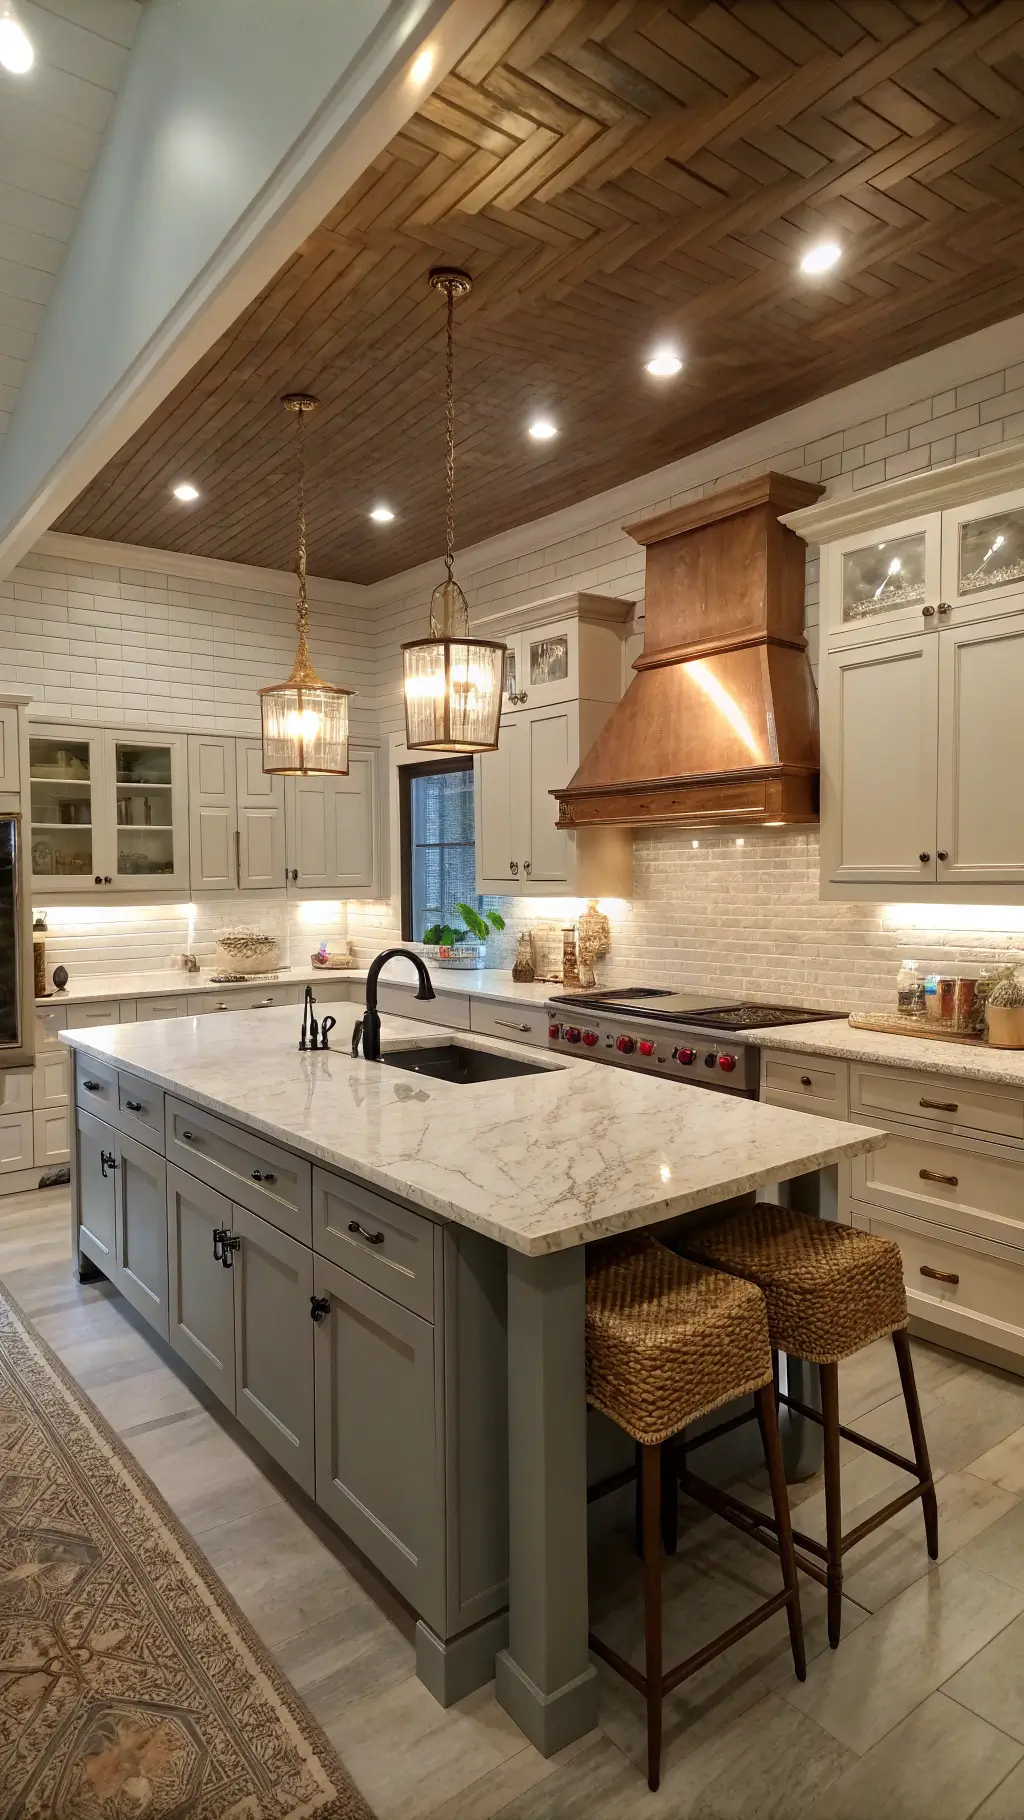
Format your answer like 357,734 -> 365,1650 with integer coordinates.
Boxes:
937,977 -> 956,1022
954,977 -> 978,1034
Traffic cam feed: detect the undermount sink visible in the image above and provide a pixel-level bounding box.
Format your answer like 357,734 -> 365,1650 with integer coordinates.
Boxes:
380,1042 -> 550,1084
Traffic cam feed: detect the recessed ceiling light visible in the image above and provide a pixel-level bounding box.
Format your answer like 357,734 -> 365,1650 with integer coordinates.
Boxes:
370,504 -> 395,523
0,4 -> 34,73
645,345 -> 683,378
172,482 -> 199,502
800,240 -> 841,275
528,417 -> 558,441
409,46 -> 434,86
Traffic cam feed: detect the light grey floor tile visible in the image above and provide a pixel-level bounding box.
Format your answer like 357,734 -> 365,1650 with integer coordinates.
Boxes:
785,1556 -> 1024,1754
326,1679 -> 540,1820
961,1500 -> 1024,1594
944,1611 -> 1024,1744
275,1602 -> 416,1724
839,1472 -> 1018,1613
858,1366 -> 1024,1477
420,1730 -> 600,1820
128,1406 -> 285,1532
668,1693 -> 853,1820
968,1426 -> 1024,1498
802,1692 -> 1023,1820
197,1496 -> 365,1648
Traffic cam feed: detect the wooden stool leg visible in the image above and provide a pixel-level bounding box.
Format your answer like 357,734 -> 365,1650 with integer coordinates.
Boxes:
755,1384 -> 806,1682
662,1437 -> 679,1556
820,1362 -> 844,1648
641,1442 -> 663,1792
893,1328 -> 939,1560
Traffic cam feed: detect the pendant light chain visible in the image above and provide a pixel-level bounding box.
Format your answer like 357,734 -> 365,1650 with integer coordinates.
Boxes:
443,276 -> 456,592
281,392 -> 319,687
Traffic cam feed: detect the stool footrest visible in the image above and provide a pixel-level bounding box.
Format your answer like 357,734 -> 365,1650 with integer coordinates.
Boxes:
589,1587 -> 794,1702
681,1468 -> 829,1588
779,1391 -> 926,1480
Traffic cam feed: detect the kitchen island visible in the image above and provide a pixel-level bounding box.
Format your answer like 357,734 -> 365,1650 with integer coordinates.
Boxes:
63,1003 -> 885,1756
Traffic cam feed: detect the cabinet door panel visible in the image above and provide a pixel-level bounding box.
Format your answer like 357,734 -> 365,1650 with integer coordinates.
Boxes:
313,1258 -> 442,1628
166,1165 -> 235,1406
237,739 -> 285,890
820,634 -> 938,885
117,1133 -> 168,1338
188,736 -> 236,891
33,1106 -> 69,1168
823,513 -> 941,646
28,727 -> 105,894
107,733 -> 189,892
475,720 -> 520,892
525,705 -> 573,885
287,777 -> 333,887
937,617 -> 1024,884
332,751 -> 376,891
940,484 -> 1024,624
77,1108 -> 117,1270
232,1205 -> 314,1495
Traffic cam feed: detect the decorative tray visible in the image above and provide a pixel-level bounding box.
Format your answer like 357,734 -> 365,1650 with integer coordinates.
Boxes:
848,1012 -> 985,1047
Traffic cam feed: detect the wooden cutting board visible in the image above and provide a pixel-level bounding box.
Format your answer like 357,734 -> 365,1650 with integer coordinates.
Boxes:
848,1012 -> 986,1047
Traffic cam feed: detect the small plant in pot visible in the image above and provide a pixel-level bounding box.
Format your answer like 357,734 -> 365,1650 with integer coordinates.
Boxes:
986,973 -> 1024,1048
422,904 -> 505,968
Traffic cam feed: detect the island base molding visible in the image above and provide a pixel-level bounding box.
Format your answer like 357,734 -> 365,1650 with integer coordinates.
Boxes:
416,1612 -> 510,1709
494,1652 -> 599,1758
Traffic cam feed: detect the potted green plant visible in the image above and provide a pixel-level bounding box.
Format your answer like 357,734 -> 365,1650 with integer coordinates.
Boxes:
422,904 -> 505,968
986,973 -> 1024,1048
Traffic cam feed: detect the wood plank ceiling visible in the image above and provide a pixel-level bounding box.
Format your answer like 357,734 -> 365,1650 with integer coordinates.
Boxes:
58,0 -> 1024,584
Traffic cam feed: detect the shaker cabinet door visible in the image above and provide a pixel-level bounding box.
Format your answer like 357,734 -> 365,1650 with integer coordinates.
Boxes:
332,749 -> 377,892
937,617 -> 1024,885
236,738 -> 285,890
115,1132 -> 169,1339
187,735 -> 237,892
475,720 -> 521,892
522,703 -> 574,887
166,1166 -> 235,1407
231,1204 -> 315,1496
820,634 -> 939,887
313,1258 -> 443,1630
77,1109 -> 118,1272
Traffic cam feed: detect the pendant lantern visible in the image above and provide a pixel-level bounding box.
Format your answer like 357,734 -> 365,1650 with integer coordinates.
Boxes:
402,270 -> 505,752
260,393 -> 351,775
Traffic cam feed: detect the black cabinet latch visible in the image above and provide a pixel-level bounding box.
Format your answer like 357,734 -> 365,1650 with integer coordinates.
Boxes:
309,1295 -> 331,1323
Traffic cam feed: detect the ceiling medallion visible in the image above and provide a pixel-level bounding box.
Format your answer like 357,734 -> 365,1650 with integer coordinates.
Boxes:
401,270 -> 505,754
259,394 -> 352,776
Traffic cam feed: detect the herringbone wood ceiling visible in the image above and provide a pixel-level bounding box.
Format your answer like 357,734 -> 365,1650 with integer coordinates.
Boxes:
60,0 -> 1024,583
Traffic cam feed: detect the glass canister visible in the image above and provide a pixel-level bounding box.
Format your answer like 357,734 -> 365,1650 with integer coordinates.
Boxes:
896,959 -> 924,1018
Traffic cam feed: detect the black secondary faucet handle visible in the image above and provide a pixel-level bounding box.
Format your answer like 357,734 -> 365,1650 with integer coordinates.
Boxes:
319,1015 -> 337,1049
351,1018 -> 364,1057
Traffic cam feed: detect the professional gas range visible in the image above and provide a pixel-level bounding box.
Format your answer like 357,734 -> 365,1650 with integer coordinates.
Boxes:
545,987 -> 838,1097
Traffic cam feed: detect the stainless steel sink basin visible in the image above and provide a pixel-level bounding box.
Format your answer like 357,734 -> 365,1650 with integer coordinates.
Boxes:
380,1042 -> 550,1084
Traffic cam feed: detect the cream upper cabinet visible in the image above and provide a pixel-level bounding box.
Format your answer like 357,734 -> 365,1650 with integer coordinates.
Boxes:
522,703 -> 574,887
29,727 -> 188,897
236,737 -> 285,890
475,719 -> 521,893
285,745 -> 379,898
822,512 -> 942,647
188,734 -> 236,891
820,633 -> 939,889
936,616 -> 1024,886
107,733 -> 190,893
503,617 -> 579,712
28,727 -> 106,894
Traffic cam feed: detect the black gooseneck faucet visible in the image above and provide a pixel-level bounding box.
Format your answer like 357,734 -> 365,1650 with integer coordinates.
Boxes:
353,948 -> 435,1061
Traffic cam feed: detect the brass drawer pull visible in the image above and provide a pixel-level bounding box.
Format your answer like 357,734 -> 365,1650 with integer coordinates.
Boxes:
920,1264 -> 960,1287
920,1168 -> 958,1186
920,1098 -> 958,1112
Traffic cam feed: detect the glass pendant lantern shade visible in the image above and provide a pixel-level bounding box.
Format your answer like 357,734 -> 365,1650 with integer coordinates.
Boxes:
402,267 -> 505,754
261,392 -> 352,775
403,577 -> 505,752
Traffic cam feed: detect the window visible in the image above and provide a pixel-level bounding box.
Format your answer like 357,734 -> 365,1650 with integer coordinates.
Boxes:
400,759 -> 479,942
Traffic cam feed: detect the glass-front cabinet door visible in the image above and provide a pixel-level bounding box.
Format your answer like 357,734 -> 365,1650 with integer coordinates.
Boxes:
28,729 -> 105,892
824,513 -> 942,645
107,733 -> 189,891
502,619 -> 578,711
941,486 -> 1024,623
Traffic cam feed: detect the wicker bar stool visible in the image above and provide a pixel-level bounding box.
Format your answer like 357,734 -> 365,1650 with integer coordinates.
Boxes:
586,1236 -> 806,1792
676,1204 -> 938,1648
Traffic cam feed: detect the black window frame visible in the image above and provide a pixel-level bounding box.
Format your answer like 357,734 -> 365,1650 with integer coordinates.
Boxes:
399,756 -> 476,943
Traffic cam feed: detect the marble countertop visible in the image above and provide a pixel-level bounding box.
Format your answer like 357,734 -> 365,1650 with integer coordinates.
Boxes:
754,1019 -> 1024,1088
62,1006 -> 885,1256
37,964 -> 559,1011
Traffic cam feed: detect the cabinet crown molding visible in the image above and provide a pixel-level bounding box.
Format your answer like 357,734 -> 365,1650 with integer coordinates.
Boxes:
782,442 -> 1024,543
474,591 -> 633,640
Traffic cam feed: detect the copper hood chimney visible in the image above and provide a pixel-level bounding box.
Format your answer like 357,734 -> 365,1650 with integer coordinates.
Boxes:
552,472 -> 823,831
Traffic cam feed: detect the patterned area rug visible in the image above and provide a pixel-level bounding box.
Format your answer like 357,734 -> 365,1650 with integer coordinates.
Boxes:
0,1281 -> 375,1819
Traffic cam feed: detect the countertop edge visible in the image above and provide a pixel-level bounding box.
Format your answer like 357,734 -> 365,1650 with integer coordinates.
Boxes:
750,1019 -> 1024,1087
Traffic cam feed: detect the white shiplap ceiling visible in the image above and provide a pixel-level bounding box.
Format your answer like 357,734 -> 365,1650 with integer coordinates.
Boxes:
0,0 -> 142,443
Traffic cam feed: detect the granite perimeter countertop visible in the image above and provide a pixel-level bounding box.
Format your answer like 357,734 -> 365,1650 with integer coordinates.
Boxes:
753,1018 -> 1024,1090
38,964 -> 559,1011
63,1005 -> 885,1257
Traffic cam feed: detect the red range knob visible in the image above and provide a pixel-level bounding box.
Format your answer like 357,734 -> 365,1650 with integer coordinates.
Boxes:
548,1023 -> 561,1039
582,1029 -> 599,1047
616,1034 -> 636,1054
717,1053 -> 737,1073
638,1039 -> 655,1057
566,1026 -> 582,1044
675,1046 -> 696,1065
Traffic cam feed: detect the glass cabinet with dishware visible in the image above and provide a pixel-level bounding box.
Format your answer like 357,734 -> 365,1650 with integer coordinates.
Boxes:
28,726 -> 189,896
821,513 -> 942,645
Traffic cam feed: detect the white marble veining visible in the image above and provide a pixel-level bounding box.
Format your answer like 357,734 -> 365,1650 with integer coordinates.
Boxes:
62,1006 -> 884,1256
753,1019 -> 1024,1089
37,964 -> 558,1010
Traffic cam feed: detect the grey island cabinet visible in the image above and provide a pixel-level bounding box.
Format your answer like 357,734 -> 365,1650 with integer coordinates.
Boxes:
63,1004 -> 885,1756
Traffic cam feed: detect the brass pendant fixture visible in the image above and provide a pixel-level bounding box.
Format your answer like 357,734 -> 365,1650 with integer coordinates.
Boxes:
260,393 -> 352,776
402,270 -> 505,753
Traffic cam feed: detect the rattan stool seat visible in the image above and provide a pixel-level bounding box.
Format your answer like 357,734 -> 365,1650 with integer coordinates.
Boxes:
682,1204 -> 908,1364
586,1236 -> 773,1446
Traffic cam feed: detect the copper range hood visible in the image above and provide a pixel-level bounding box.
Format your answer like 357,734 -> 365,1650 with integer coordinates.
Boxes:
552,472 -> 823,832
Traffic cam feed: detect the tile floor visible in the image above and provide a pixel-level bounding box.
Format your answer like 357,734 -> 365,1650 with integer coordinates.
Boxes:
3,1186 -> 1024,1818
